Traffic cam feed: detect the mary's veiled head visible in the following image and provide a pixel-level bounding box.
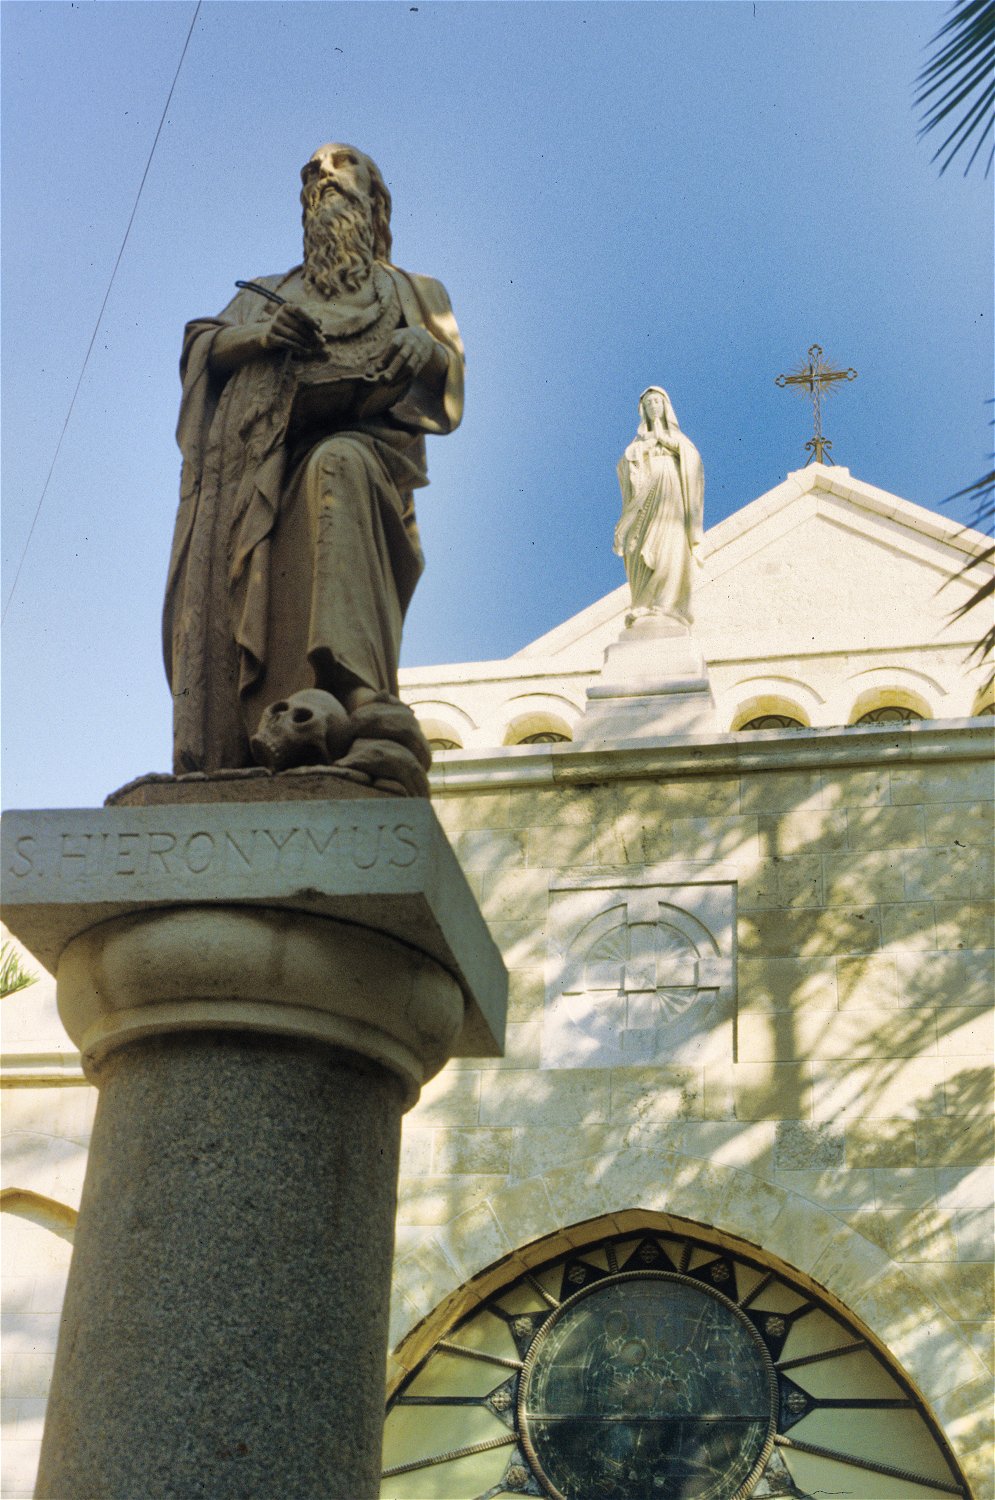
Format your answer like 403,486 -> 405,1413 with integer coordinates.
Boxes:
637,386 -> 680,436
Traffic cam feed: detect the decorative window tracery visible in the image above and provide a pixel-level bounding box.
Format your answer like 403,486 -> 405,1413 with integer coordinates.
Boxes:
855,705 -> 925,725
737,714 -> 806,731
381,1226 -> 970,1500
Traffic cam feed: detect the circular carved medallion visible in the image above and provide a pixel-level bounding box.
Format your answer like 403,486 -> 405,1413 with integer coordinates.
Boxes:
518,1271 -> 777,1500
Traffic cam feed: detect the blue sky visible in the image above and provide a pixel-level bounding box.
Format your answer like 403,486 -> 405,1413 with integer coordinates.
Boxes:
2,1 -> 992,810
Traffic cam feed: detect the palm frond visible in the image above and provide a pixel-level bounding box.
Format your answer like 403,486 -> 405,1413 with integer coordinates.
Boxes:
916,0 -> 995,175
943,451 -> 995,684
0,941 -> 37,998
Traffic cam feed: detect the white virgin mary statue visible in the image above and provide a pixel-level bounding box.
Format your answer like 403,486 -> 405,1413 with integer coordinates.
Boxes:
614,387 -> 704,629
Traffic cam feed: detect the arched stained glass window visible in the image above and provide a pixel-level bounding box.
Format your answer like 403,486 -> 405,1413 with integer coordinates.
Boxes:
381,1225 -> 970,1500
737,714 -> 806,731
518,732 -> 571,745
855,705 -> 925,725
427,738 -> 461,751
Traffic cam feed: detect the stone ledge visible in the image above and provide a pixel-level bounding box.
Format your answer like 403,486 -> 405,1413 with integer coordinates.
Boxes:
0,1047 -> 85,1084
1,799 -> 507,1060
431,720 -> 994,791
106,766 -> 401,807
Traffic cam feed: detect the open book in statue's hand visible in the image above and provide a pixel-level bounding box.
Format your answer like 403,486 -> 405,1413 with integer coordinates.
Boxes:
288,363 -> 410,434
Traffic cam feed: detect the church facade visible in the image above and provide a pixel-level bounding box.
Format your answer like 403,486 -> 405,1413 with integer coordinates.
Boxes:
2,465 -> 992,1499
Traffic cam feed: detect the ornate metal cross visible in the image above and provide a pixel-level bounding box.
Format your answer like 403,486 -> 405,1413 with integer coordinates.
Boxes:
775,344 -> 857,464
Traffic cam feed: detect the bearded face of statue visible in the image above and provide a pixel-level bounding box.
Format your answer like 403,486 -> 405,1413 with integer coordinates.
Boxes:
301,143 -> 374,211
300,143 -> 391,297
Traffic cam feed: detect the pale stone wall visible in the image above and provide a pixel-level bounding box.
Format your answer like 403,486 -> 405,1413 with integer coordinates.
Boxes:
1,724 -> 992,1497
1,723 -> 995,1488
0,1195 -> 77,1499
388,725 -> 994,1499
1,947 -> 91,1500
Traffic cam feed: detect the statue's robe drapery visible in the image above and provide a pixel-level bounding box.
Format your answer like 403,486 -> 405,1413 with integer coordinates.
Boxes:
614,414 -> 704,626
163,264 -> 463,772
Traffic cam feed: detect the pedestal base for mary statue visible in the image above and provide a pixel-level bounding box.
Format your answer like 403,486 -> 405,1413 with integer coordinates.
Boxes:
577,612 -> 719,744
1,785 -> 506,1500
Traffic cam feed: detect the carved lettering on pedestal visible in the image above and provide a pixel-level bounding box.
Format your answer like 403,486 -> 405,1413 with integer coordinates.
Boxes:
114,833 -> 141,875
389,824 -> 418,868
259,828 -> 297,856
148,832 -> 177,871
10,836 -> 38,876
5,820 -> 422,882
183,832 -> 215,874
223,830 -> 253,868
59,835 -> 90,873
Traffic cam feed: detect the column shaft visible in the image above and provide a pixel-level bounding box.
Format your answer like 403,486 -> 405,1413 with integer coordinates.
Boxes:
36,1033 -> 404,1500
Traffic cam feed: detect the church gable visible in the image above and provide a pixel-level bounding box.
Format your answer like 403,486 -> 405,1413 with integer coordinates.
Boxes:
401,467 -> 991,747
515,467 -> 990,669
695,498 -> 976,661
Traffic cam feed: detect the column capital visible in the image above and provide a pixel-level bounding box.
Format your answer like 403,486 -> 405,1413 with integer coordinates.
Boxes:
59,906 -> 464,1104
2,798 -> 507,1104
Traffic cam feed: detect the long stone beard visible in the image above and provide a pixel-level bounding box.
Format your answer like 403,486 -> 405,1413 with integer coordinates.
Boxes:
302,190 -> 375,297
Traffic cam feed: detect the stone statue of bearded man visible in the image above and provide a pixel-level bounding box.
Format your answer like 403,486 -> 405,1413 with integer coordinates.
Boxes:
163,145 -> 464,790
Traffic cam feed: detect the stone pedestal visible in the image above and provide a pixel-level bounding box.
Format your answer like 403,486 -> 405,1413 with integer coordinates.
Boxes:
1,798 -> 506,1500
577,615 -> 718,743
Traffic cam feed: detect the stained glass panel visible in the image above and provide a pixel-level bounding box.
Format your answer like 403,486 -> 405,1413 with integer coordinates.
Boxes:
382,1226 -> 971,1500
737,714 -> 805,731
519,1273 -> 775,1500
854,706 -> 924,724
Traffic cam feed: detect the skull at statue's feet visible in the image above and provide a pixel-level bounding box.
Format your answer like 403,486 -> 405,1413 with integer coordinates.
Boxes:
249,689 -> 434,796
249,689 -> 353,771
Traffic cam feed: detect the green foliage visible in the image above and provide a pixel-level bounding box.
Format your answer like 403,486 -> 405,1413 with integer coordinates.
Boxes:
947,456 -> 995,682
918,6 -> 994,674
0,941 -> 37,998
916,0 -> 995,176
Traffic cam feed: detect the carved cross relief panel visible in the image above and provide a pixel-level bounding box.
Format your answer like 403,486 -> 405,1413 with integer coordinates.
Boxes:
542,868 -> 737,1070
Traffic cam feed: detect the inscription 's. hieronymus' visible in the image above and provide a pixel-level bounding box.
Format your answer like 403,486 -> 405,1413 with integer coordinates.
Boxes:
8,821 -> 419,881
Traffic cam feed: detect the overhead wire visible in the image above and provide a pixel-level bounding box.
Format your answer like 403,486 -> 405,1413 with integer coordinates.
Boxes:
2,0 -> 202,624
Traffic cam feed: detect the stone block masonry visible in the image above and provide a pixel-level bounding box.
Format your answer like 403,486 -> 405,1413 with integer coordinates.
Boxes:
387,729 -> 993,1488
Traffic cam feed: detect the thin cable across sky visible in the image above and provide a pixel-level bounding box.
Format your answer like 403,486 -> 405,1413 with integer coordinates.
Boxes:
2,2 -> 201,625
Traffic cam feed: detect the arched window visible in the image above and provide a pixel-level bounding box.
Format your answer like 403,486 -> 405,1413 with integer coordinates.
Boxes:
408,703 -> 472,753
382,1221 -> 970,1500
504,712 -> 575,747
847,683 -> 933,726
737,713 -> 806,731
855,705 -> 925,725
729,695 -> 812,734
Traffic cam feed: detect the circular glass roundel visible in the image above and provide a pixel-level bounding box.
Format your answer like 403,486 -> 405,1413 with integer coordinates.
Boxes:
518,1271 -> 777,1500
